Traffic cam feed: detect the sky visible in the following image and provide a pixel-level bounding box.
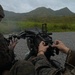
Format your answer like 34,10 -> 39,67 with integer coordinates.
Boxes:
0,0 -> 75,13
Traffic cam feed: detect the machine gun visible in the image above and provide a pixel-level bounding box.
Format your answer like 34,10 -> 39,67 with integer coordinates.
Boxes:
8,23 -> 59,61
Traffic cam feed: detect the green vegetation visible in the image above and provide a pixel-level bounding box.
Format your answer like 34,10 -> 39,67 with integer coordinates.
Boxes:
17,16 -> 75,32
17,21 -> 75,32
1,7 -> 75,34
0,16 -> 75,34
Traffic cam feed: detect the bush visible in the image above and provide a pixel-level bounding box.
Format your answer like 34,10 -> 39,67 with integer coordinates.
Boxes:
61,24 -> 70,30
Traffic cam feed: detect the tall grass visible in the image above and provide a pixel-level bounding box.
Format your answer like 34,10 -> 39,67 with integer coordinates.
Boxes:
0,16 -> 75,33
17,21 -> 75,32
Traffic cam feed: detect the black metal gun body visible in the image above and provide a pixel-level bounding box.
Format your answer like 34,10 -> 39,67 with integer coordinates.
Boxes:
8,24 -> 59,60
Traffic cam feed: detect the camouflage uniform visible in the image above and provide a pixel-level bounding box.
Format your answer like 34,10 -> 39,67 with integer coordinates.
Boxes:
0,33 -> 15,74
0,5 -> 35,75
33,50 -> 75,75
9,60 -> 35,75
0,5 -> 15,74
0,33 -> 35,75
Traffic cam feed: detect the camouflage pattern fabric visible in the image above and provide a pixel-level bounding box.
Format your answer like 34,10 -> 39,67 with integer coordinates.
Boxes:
33,50 -> 75,75
0,33 -> 10,67
0,33 -> 14,75
9,60 -> 35,75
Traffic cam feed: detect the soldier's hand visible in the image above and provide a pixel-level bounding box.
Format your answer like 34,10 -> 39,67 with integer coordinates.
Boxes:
8,37 -> 18,50
37,41 -> 49,55
52,40 -> 69,54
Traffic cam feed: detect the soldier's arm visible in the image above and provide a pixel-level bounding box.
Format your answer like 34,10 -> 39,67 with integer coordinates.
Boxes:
34,54 -> 59,75
8,38 -> 18,51
33,41 -> 60,75
8,38 -> 18,61
52,40 -> 75,67
65,50 -> 75,66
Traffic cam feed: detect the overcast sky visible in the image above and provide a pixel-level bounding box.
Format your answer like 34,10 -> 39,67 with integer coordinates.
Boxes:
0,0 -> 75,13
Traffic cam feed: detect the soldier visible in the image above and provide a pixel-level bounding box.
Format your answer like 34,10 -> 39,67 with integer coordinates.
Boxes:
0,5 -> 35,75
33,40 -> 75,75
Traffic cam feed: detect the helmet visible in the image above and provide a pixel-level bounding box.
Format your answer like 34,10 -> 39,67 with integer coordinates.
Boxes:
0,5 -> 5,18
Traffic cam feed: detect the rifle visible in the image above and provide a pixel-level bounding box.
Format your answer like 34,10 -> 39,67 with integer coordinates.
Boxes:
8,23 -> 59,61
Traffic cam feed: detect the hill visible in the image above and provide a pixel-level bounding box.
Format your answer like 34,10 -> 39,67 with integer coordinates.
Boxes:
55,7 -> 74,16
3,7 -> 75,21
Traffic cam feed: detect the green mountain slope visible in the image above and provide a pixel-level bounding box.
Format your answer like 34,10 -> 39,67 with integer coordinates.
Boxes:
3,7 -> 75,21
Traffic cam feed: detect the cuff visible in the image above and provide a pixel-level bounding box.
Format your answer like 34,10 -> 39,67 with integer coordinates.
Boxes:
65,50 -> 75,66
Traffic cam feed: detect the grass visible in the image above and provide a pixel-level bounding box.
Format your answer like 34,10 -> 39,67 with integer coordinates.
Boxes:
0,18 -> 75,34
17,21 -> 75,32
17,21 -> 42,30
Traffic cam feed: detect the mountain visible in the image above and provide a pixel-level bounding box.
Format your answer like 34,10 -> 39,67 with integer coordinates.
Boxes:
4,10 -> 24,21
55,7 -> 74,16
26,7 -> 74,17
27,7 -> 55,16
3,7 -> 75,21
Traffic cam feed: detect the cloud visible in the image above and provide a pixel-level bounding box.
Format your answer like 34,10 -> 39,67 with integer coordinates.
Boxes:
0,0 -> 75,13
